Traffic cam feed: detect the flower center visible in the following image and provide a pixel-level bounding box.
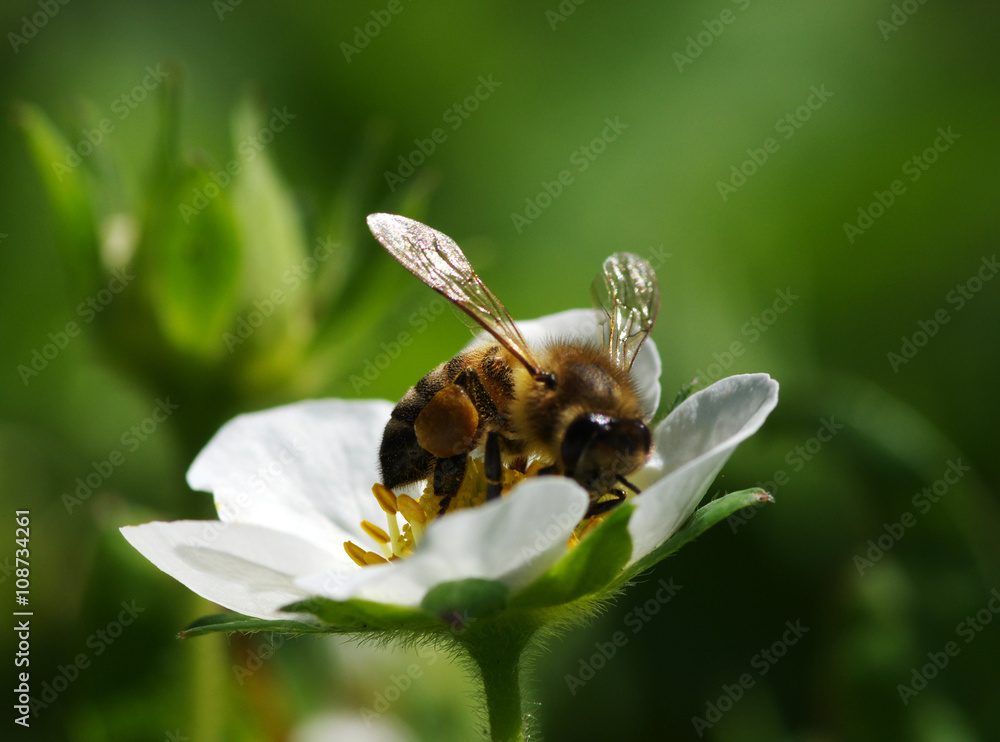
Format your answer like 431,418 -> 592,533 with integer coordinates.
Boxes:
343,457 -> 613,567
343,457 -> 530,566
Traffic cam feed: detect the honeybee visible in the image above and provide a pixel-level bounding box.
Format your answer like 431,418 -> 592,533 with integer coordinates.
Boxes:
366,213 -> 660,518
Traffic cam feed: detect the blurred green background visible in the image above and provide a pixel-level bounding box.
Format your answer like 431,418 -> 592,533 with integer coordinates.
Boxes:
2,0 -> 999,740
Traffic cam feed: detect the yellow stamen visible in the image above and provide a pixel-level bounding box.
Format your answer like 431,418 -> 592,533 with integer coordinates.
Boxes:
397,494 -> 426,525
397,494 -> 425,544
361,519 -> 390,544
344,540 -> 368,567
351,458 -> 593,568
384,511 -> 402,556
372,483 -> 398,514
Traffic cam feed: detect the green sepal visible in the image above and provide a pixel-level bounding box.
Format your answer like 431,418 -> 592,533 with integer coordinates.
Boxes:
142,166 -> 243,360
421,578 -> 509,625
178,612 -> 328,639
282,596 -> 441,633
512,503 -> 634,609
621,488 -> 773,583
15,103 -> 102,294
144,62 -> 183,201
230,97 -> 309,321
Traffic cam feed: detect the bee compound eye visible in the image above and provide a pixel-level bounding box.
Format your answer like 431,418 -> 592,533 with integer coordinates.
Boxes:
560,413 -> 612,474
617,419 -> 651,456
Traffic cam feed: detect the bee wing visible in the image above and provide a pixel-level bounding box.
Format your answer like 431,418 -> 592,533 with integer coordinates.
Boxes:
367,213 -> 544,375
591,252 -> 660,371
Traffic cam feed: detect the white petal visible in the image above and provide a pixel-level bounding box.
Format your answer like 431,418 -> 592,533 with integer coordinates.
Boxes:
298,477 -> 589,608
186,399 -> 395,549
465,308 -> 662,419
629,334 -> 662,420
120,521 -> 350,620
293,713 -> 416,742
627,374 -> 779,563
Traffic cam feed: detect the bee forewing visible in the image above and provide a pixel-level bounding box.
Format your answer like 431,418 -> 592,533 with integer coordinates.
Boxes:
591,252 -> 660,371
367,213 -> 544,375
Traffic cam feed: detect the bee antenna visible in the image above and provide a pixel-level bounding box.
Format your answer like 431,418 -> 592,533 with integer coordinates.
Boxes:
616,475 -> 640,494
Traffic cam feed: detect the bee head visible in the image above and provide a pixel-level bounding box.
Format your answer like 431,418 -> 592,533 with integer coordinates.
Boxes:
560,412 -> 651,494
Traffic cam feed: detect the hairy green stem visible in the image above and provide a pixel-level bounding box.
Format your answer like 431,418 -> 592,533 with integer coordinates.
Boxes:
459,622 -> 535,742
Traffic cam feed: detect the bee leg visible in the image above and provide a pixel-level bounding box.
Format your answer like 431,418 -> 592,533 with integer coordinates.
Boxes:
585,489 -> 626,519
485,430 -> 502,501
432,451 -> 468,515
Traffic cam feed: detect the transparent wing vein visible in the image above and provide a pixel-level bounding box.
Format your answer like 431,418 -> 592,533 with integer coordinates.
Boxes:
367,213 -> 542,374
591,252 -> 660,371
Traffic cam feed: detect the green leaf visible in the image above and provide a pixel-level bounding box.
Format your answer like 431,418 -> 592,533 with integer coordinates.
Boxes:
142,166 -> 243,361
15,103 -> 102,294
421,578 -> 509,624
512,504 -> 634,609
283,596 -> 442,633
623,488 -> 774,582
178,612 -> 328,639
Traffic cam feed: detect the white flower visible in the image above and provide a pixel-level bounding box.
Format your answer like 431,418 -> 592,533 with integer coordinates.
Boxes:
292,712 -> 417,742
121,310 -> 778,622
